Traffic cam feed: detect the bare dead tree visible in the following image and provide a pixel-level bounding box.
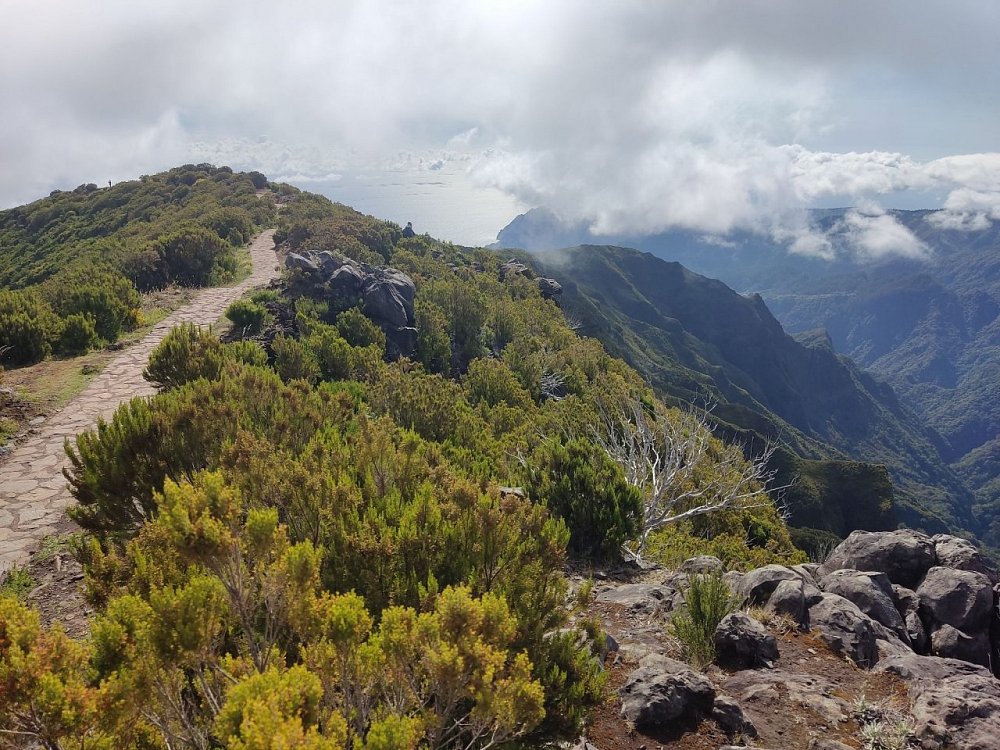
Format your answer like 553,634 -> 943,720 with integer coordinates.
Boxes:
592,395 -> 787,563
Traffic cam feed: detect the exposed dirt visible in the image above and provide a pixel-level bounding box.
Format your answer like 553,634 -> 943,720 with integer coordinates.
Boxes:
22,520 -> 90,639
574,567 -> 913,750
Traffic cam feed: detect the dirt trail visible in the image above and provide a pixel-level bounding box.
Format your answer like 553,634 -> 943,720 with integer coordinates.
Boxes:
0,230 -> 279,573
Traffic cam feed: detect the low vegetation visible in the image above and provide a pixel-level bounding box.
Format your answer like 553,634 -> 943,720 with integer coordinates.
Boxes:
669,572 -> 740,669
0,165 -> 275,366
0,171 -> 804,748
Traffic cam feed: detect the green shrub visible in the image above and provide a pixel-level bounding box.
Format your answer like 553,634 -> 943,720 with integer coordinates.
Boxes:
335,307 -> 386,350
271,334 -> 320,384
224,340 -> 268,367
46,269 -> 140,343
154,226 -> 236,286
225,299 -> 269,336
56,313 -> 99,356
0,290 -> 59,365
143,323 -> 225,390
669,572 -> 739,669
415,299 -> 451,374
527,437 -> 642,560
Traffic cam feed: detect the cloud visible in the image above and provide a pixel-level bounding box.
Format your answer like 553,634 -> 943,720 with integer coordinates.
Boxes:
1,0 -> 999,255
837,203 -> 928,260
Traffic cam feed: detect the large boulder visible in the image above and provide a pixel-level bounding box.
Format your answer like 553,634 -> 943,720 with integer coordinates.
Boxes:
713,612 -> 778,669
537,277 -> 562,299
818,529 -> 935,588
619,656 -> 715,727
765,578 -> 807,624
808,593 -> 879,668
876,654 -> 1000,750
930,624 -> 991,667
916,566 -> 994,633
327,263 -> 366,299
933,534 -> 998,582
679,555 -> 725,575
285,252 -> 319,273
737,565 -> 801,606
595,583 -> 676,617
362,269 -> 415,328
820,569 -> 907,641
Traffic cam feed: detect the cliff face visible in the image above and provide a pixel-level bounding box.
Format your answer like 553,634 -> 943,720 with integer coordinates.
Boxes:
525,244 -> 972,537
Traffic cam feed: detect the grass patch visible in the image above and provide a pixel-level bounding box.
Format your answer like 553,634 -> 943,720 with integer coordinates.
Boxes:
0,566 -> 35,600
669,572 -> 739,669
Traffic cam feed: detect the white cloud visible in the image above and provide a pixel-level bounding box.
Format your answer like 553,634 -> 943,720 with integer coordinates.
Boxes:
837,204 -> 929,260
1,0 -> 999,255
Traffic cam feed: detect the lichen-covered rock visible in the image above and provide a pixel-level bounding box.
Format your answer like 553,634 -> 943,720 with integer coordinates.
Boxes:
820,569 -> 907,641
818,529 -> 935,588
679,555 -> 725,575
285,252 -> 319,272
808,593 -> 879,668
930,623 -> 991,667
619,656 -> 715,727
737,565 -> 800,606
933,534 -> 998,582
537,277 -> 562,299
765,578 -> 807,624
595,583 -> 676,617
713,612 -> 778,669
876,653 -> 1000,750
917,566 -> 994,633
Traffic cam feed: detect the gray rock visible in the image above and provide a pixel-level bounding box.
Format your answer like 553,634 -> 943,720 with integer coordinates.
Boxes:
891,584 -> 928,653
595,583 -> 675,616
820,568 -> 907,641
933,534 -> 998,582
917,566 -> 994,633
327,263 -> 366,298
876,654 -> 1000,750
808,741 -> 855,750
791,562 -> 821,582
818,529 -> 936,588
808,593 -> 879,668
711,694 -> 757,738
619,657 -> 715,727
930,623 -> 991,667
737,565 -> 800,606
765,578 -> 806,623
285,252 -> 319,272
713,612 -> 778,670
363,270 -> 415,328
723,669 -> 850,725
537,277 -> 563,299
677,555 -> 725,575
499,260 -> 531,281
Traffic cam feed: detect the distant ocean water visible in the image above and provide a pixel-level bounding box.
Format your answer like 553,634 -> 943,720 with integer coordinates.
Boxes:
304,167 -> 526,248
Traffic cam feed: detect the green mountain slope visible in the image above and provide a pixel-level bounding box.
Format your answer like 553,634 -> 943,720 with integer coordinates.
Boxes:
528,245 -> 975,537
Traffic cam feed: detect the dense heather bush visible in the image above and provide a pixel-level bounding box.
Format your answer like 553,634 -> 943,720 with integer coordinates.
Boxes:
143,323 -> 226,390
0,289 -> 59,365
225,298 -> 269,335
56,313 -> 100,356
527,437 -> 642,559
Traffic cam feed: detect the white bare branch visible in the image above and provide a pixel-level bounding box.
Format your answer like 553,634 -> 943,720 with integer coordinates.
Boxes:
592,395 -> 788,563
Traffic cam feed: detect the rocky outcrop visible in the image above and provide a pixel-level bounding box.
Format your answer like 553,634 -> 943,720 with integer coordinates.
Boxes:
877,654 -> 1000,749
713,612 -> 778,669
820,568 -> 908,641
283,249 -> 417,356
808,593 -> 879,668
817,529 -> 936,588
619,655 -> 715,728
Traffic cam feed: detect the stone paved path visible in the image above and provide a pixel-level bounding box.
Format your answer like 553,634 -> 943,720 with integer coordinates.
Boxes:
0,230 -> 279,573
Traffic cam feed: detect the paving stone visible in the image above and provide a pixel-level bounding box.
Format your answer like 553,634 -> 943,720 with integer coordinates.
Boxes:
0,230 -> 278,574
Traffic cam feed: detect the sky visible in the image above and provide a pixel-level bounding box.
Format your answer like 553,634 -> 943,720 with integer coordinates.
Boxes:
2,1 -> 999,251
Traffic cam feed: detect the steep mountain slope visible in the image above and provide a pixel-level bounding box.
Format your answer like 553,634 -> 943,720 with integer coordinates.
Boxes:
496,208 -> 1000,543
526,245 -> 976,537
